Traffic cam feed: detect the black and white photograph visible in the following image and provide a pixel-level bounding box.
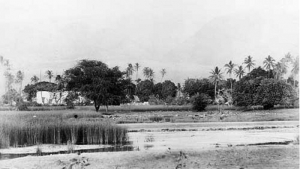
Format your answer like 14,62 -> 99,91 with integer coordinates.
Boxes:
0,0 -> 299,168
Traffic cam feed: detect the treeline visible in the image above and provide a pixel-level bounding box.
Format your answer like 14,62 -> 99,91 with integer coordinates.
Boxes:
1,53 -> 299,112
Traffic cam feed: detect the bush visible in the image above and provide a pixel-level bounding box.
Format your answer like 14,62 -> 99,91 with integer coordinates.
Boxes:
17,102 -> 28,111
191,93 -> 211,111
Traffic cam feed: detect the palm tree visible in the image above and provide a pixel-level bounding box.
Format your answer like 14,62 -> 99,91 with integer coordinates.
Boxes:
234,65 -> 245,80
244,55 -> 255,72
149,68 -> 155,81
160,69 -> 166,82
143,67 -> 150,79
134,63 -> 140,81
45,70 -> 54,82
224,61 -> 236,92
209,67 -> 223,99
15,70 -> 24,95
263,55 -> 275,78
31,75 -> 39,84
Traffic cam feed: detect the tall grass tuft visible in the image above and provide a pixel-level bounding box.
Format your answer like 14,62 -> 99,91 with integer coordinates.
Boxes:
0,111 -> 128,148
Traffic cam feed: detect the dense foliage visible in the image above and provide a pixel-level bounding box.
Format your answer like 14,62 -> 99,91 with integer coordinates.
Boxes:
136,80 -> 154,102
255,79 -> 296,109
183,78 -> 214,98
64,60 -> 129,112
191,93 -> 211,111
233,66 -> 297,109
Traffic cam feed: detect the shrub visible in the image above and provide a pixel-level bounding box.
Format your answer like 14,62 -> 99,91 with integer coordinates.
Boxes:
191,93 -> 211,111
17,102 -> 28,111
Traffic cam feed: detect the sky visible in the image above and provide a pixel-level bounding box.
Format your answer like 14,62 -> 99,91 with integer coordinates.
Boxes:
0,0 -> 299,88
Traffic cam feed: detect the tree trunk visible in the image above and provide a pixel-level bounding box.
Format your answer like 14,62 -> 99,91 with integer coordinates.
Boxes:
94,100 -> 100,112
105,104 -> 108,112
214,83 -> 217,100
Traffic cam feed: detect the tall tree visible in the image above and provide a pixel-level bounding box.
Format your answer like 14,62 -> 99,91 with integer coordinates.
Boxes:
134,63 -> 140,81
160,68 -> 166,82
126,63 -> 134,79
143,67 -> 150,79
273,61 -> 287,80
15,70 -> 24,95
224,61 -> 236,92
31,75 -> 40,84
45,70 -> 54,82
263,55 -> 275,77
244,55 -> 255,72
4,72 -> 14,105
291,55 -> 299,87
149,68 -> 155,82
234,65 -> 245,80
209,67 -> 223,99
64,60 -> 127,112
55,75 -> 64,90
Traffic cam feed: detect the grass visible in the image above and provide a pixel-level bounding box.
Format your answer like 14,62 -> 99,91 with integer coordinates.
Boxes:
0,110 -> 128,149
76,104 -> 192,112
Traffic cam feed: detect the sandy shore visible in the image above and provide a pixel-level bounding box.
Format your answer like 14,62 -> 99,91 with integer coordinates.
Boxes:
0,145 -> 298,169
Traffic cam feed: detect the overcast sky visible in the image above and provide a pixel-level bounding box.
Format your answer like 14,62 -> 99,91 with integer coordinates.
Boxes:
0,0 -> 298,86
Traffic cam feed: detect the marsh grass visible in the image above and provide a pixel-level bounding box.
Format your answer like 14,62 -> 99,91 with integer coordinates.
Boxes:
0,111 -> 128,148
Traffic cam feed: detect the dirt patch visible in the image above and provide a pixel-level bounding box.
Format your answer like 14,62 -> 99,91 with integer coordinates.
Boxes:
0,145 -> 298,169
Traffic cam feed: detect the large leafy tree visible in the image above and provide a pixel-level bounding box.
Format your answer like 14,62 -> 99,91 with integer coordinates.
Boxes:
224,61 -> 236,92
153,82 -> 163,99
183,78 -> 214,98
209,67 -> 223,99
233,76 -> 263,107
136,79 -> 154,102
64,60 -> 127,112
244,55 -> 255,72
234,65 -> 245,80
161,80 -> 177,100
255,79 -> 296,109
263,55 -> 275,77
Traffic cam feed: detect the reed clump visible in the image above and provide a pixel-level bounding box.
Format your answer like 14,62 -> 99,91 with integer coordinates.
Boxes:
0,111 -> 128,148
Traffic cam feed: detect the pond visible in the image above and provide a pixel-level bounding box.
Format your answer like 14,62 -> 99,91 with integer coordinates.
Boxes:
1,121 -> 298,160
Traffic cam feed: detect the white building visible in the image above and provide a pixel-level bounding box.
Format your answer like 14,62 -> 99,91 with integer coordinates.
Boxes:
36,91 -> 68,105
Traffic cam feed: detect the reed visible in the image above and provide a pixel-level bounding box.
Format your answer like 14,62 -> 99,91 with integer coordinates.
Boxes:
0,111 -> 128,148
